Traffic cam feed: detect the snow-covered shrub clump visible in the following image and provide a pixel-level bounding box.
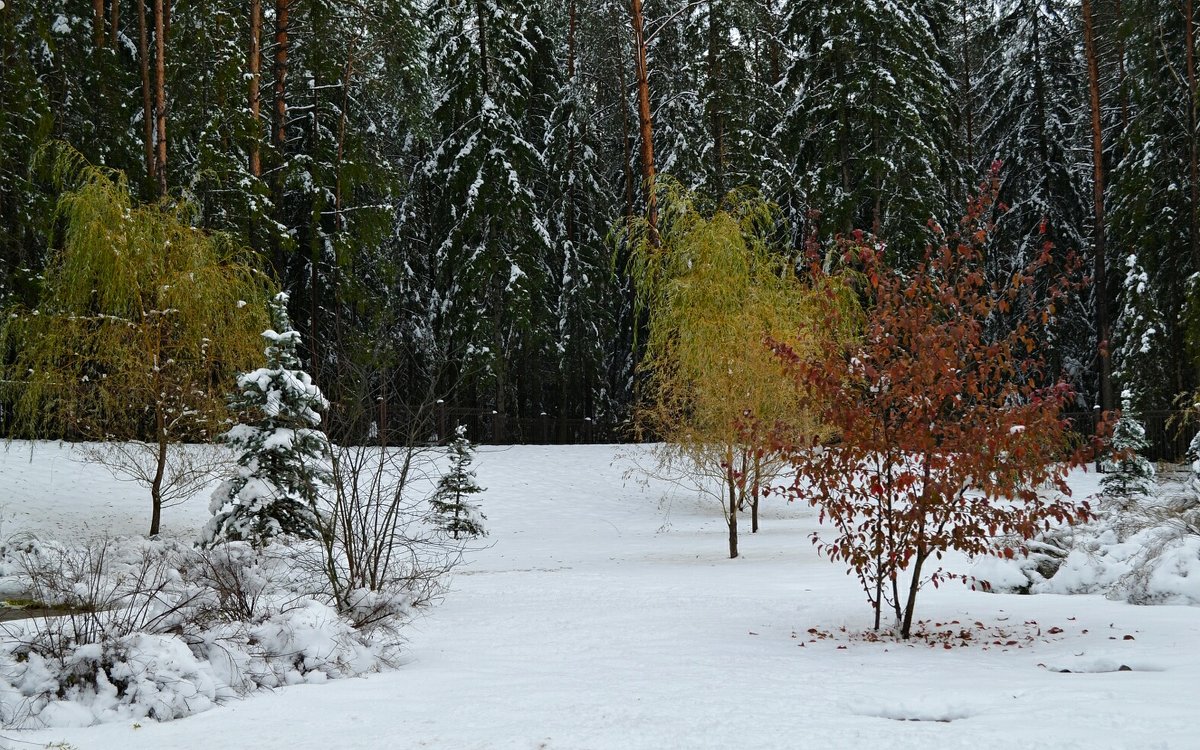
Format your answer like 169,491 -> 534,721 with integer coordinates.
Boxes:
202,293 -> 331,547
976,420 -> 1200,605
0,537 -> 402,728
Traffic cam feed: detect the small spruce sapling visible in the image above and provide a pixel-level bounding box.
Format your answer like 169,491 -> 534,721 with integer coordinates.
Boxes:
430,426 -> 486,539
202,294 -> 331,547
1101,392 -> 1156,506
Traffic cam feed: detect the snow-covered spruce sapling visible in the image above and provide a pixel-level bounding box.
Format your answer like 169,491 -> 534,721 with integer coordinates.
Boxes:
202,294 -> 331,547
1101,393 -> 1156,506
430,426 -> 486,539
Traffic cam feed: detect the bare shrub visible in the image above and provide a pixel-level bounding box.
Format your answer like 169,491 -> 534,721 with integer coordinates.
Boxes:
319,440 -> 464,631
5,538 -> 202,650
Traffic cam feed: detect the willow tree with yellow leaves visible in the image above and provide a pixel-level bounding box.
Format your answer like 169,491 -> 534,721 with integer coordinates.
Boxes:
1,146 -> 272,535
625,180 -> 858,558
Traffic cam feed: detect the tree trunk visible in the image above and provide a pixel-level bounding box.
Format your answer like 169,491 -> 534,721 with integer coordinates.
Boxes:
137,0 -> 154,187
725,449 -> 739,559
153,0 -> 167,197
474,0 -> 489,88
566,0 -> 578,246
110,0 -> 120,52
960,1 -> 973,169
749,450 -> 761,533
1186,1 -> 1200,285
630,0 -> 659,246
150,402 -> 167,536
707,0 -> 725,200
248,0 -> 263,178
94,0 -> 106,49
899,548 -> 927,639
1082,0 -> 1113,412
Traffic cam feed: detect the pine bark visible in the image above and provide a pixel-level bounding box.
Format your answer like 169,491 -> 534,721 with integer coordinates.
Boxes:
1185,0 -> 1199,275
93,0 -> 106,49
153,0 -> 167,196
137,0 -> 154,188
1082,0 -> 1113,412
110,0 -> 120,52
630,0 -> 659,246
248,0 -> 263,178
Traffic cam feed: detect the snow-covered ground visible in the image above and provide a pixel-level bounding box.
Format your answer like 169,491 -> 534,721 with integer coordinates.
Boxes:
1,442 -> 1197,749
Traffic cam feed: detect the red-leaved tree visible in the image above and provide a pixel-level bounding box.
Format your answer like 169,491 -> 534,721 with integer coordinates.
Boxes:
771,171 -> 1105,638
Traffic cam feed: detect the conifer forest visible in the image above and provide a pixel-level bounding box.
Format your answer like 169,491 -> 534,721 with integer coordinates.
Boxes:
1,0 -> 1197,430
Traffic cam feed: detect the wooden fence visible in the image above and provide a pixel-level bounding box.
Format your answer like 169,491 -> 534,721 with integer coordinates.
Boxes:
432,403 -> 629,446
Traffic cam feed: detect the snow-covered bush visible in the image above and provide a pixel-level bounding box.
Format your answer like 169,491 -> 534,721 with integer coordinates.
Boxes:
202,293 -> 331,548
977,452 -> 1200,605
0,536 -> 394,728
429,425 -> 487,539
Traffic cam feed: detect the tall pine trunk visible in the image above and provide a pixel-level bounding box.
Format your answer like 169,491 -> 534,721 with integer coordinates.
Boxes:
630,0 -> 659,246
248,0 -> 263,178
93,0 -> 106,49
153,0 -> 168,196
137,0 -> 154,188
1082,0 -> 1113,412
1186,1 -> 1200,286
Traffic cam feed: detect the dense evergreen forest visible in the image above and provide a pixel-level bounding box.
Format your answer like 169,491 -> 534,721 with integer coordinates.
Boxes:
1,0 -> 1197,432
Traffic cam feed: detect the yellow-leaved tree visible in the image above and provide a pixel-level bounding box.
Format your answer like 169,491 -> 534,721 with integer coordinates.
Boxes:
624,181 -> 859,558
1,145 -> 272,535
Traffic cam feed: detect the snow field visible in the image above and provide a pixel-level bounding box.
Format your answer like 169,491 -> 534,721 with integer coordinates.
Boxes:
1,442 -> 1197,749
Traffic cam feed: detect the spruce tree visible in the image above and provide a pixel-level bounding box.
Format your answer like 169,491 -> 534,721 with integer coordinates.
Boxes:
977,0 -> 1091,386
777,0 -> 958,259
1109,0 -> 1200,411
430,426 -> 487,539
401,0 -> 554,416
202,293 -> 332,547
1101,392 -> 1156,506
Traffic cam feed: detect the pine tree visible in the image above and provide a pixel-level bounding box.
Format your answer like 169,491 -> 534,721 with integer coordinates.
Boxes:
1101,391 -> 1156,506
203,293 -> 332,547
430,425 -> 487,539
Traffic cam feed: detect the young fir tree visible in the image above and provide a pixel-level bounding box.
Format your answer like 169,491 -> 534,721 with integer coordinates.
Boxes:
202,293 -> 332,547
430,425 -> 487,539
1101,392 -> 1156,505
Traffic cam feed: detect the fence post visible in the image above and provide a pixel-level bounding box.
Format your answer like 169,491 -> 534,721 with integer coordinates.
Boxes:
584,416 -> 593,444
540,412 -> 548,444
436,399 -> 446,444
1093,404 -> 1104,472
492,410 -> 503,444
